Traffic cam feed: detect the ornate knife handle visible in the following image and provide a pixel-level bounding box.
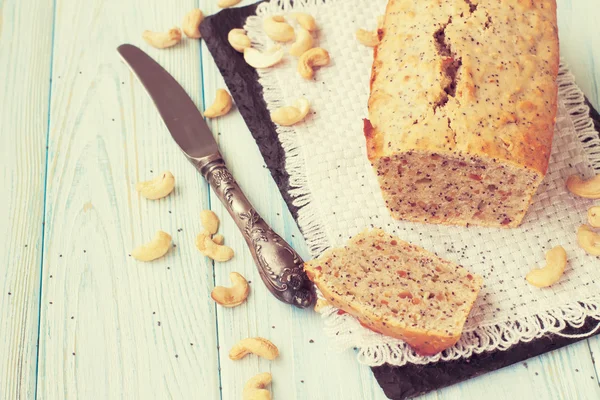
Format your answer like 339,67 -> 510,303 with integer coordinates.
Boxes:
192,154 -> 316,309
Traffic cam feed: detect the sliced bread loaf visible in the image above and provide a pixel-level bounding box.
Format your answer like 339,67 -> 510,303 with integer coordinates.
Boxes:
366,0 -> 559,228
304,229 -> 482,356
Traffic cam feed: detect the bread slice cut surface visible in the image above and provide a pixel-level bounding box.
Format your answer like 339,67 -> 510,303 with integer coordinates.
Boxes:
305,229 -> 483,356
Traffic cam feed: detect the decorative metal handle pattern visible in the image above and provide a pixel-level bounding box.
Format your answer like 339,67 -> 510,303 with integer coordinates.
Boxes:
192,155 -> 316,309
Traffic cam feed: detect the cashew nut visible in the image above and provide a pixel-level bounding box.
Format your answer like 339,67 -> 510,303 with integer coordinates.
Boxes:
577,225 -> 600,256
132,231 -> 172,262
136,171 -> 175,200
588,206 -> 600,228
291,12 -> 317,32
211,272 -> 250,307
196,231 -> 223,250
377,15 -> 385,29
182,9 -> 204,39
243,372 -> 272,400
314,298 -> 330,313
356,28 -> 379,47
218,0 -> 241,8
213,234 -> 224,245
195,230 -> 211,252
566,174 -> 600,199
204,89 -> 233,118
229,337 -> 279,360
142,27 -> 182,49
298,47 -> 330,79
289,27 -> 314,57
202,235 -> 234,262
270,98 -> 310,126
263,16 -> 295,42
525,246 -> 567,288
228,28 -> 251,52
200,210 -> 220,234
244,46 -> 284,69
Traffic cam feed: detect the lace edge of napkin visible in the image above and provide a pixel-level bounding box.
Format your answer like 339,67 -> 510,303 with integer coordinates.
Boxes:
246,0 -> 600,367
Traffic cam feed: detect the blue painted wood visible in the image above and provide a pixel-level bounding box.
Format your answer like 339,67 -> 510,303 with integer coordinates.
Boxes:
0,0 -> 599,399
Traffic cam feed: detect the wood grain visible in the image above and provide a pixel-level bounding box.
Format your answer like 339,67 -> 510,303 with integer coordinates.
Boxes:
0,0 -> 599,399
0,0 -> 54,398
35,0 -> 219,398
557,0 -> 600,110
431,340 -> 600,400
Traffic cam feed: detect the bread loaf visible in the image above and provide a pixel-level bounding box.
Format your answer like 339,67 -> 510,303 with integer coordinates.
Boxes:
304,229 -> 482,356
365,0 -> 559,228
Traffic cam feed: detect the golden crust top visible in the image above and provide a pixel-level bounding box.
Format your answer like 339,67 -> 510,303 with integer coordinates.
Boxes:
367,0 -> 559,175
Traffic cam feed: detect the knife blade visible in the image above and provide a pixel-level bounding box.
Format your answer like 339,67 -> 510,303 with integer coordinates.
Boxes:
118,44 -> 315,309
117,44 -> 217,159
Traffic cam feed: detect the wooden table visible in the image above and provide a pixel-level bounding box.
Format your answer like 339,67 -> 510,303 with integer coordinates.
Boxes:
1,1 -> 599,399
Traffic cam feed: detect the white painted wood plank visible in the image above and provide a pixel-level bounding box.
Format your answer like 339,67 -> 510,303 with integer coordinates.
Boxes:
36,1 -> 220,398
557,0 -> 600,109
199,2 -> 387,399
0,0 -> 54,398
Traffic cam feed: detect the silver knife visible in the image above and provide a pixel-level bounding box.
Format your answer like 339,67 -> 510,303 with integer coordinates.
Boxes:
118,44 -> 315,309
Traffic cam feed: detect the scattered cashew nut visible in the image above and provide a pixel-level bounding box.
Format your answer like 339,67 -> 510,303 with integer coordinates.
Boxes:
291,12 -> 317,32
200,210 -> 220,234
525,246 -> 567,288
202,235 -> 234,262
577,225 -> 600,256
132,231 -> 172,262
228,29 -> 251,52
142,27 -> 182,49
211,272 -> 250,307
195,231 -> 223,250
243,372 -> 272,400
195,230 -> 212,252
182,9 -> 204,39
244,46 -> 285,69
566,174 -> 600,199
356,28 -> 379,47
298,47 -> 330,79
213,234 -> 224,245
218,0 -> 242,8
270,98 -> 310,126
588,206 -> 600,228
314,298 -> 330,313
289,27 -> 314,57
263,15 -> 295,42
136,171 -> 175,200
229,337 -> 279,360
204,89 -> 233,118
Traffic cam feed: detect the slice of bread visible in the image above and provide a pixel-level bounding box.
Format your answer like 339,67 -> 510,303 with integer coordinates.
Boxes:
304,229 -> 482,356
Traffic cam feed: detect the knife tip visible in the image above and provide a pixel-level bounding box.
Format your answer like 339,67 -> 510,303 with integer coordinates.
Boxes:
117,43 -> 137,54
